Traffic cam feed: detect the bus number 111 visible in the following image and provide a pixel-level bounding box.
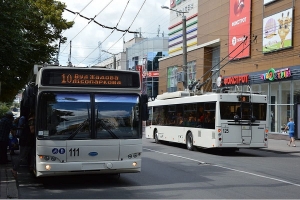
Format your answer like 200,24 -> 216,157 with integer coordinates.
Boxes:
69,148 -> 79,156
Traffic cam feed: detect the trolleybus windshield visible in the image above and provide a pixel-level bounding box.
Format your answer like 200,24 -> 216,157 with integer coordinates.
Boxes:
37,92 -> 140,140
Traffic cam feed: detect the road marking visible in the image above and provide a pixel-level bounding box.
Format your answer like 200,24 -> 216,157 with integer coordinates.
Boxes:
143,148 -> 300,187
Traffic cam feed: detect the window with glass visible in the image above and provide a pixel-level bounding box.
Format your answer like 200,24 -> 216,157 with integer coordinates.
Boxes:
151,103 -> 215,129
167,66 -> 178,92
294,80 -> 300,103
37,92 -> 141,140
187,61 -> 196,85
220,102 -> 267,121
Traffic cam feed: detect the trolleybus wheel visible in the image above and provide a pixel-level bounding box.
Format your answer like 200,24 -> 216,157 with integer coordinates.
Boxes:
154,130 -> 160,144
186,132 -> 195,151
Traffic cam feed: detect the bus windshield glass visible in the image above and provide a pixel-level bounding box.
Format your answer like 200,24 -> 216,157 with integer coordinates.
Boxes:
220,102 -> 267,120
95,93 -> 140,139
37,92 -> 140,140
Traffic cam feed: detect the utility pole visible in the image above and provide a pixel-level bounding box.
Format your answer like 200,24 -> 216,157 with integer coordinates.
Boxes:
161,6 -> 189,90
182,15 -> 187,90
68,40 -> 72,67
102,50 -> 117,69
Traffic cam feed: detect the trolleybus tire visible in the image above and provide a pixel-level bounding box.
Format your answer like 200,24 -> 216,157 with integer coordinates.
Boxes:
186,132 -> 195,151
154,130 -> 161,144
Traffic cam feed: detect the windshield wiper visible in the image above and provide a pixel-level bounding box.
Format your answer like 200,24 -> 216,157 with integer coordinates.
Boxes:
96,118 -> 119,139
67,119 -> 89,140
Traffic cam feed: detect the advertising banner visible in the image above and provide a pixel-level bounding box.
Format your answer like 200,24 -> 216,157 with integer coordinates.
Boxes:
263,8 -> 293,53
228,0 -> 251,60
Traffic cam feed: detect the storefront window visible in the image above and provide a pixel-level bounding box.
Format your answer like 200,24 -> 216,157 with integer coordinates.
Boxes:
293,80 -> 300,104
251,85 -> 260,93
270,82 -> 279,132
281,81 -> 291,104
261,83 -> 268,96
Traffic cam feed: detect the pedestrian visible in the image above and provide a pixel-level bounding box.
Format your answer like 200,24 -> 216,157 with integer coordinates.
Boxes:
8,117 -> 20,155
11,113 -> 35,178
0,111 -> 15,164
285,117 -> 296,147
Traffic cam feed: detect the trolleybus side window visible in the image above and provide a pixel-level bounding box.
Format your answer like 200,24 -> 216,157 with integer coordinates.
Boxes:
184,103 -> 197,127
167,105 -> 176,126
176,104 -> 184,126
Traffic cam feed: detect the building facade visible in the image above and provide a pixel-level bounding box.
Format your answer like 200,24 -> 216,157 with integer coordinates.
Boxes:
126,37 -> 169,97
159,0 -> 300,136
94,52 -> 127,70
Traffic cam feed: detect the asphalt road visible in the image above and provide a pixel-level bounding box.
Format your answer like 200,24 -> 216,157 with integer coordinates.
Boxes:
15,138 -> 300,199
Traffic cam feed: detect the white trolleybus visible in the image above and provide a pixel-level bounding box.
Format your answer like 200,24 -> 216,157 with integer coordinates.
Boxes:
21,66 -> 148,177
145,88 -> 268,151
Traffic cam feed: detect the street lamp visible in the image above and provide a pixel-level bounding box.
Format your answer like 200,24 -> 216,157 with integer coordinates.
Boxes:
161,5 -> 188,90
102,50 -> 117,69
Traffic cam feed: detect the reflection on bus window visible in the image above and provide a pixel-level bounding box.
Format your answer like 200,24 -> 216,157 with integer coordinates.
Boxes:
95,93 -> 140,139
38,92 -> 91,140
38,93 -> 141,140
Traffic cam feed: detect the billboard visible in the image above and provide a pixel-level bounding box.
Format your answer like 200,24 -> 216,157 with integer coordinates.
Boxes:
262,8 -> 293,53
228,0 -> 251,60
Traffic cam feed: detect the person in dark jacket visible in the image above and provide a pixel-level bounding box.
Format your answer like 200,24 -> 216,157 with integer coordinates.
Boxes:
0,111 -> 15,164
12,113 -> 35,178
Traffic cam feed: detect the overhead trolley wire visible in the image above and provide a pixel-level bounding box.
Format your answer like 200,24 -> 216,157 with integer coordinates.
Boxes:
60,0 -> 115,56
83,0 -> 147,66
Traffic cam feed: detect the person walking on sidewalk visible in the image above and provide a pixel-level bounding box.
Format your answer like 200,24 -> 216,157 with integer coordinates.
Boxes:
11,113 -> 35,178
285,117 -> 296,147
0,111 -> 15,164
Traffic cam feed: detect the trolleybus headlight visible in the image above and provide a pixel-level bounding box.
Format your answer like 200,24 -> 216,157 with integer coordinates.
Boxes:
51,157 -> 56,161
45,165 -> 51,170
128,154 -> 132,159
133,153 -> 137,158
39,155 -> 43,159
132,162 -> 137,167
44,156 -> 50,161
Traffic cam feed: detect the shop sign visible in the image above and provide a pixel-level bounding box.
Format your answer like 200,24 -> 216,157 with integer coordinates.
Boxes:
260,68 -> 291,81
170,0 -> 194,15
224,75 -> 249,85
142,71 -> 159,78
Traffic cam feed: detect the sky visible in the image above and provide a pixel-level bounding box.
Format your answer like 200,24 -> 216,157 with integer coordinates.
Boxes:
58,0 -> 170,67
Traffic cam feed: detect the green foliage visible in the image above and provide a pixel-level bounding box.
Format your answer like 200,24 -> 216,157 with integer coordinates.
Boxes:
0,0 -> 74,102
0,102 -> 10,118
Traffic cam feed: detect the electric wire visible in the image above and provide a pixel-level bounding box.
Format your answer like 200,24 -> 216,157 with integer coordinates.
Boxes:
60,0 -> 114,56
82,0 -> 147,66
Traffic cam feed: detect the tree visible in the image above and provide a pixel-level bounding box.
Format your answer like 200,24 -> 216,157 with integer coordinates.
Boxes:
0,0 -> 74,102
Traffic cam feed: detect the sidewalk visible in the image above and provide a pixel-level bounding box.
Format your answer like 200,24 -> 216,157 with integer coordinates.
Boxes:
0,138 -> 299,199
0,154 -> 18,199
